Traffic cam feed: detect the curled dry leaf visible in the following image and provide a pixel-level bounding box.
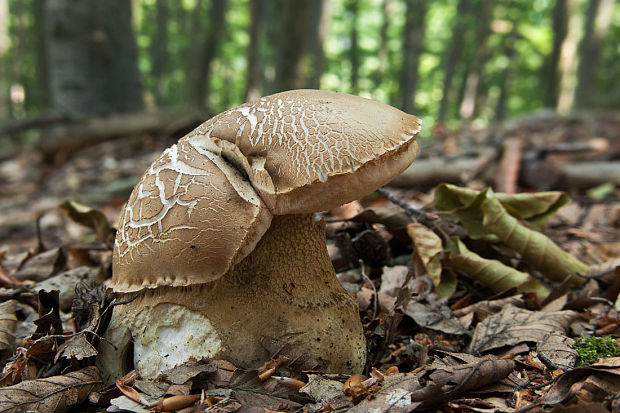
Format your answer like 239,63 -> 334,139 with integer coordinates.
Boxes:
434,184 -> 569,230
0,366 -> 102,413
542,357 -> 620,406
434,186 -> 588,284
0,300 -> 17,351
446,237 -> 549,299
406,223 -> 450,295
480,193 -> 589,284
469,304 -> 577,354
59,200 -> 114,244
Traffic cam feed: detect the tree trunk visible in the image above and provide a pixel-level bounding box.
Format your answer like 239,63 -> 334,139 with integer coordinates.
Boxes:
437,0 -> 468,124
399,0 -> 428,114
372,0 -> 393,94
308,0 -> 330,89
459,0 -> 492,121
44,0 -> 144,115
542,0 -> 568,108
151,0 -> 169,106
186,0 -> 228,108
244,0 -> 263,101
495,27 -> 518,121
0,0 -> 9,118
274,0 -> 315,91
346,0 -> 360,94
556,0 -> 581,114
33,0 -> 50,112
575,0 -> 614,108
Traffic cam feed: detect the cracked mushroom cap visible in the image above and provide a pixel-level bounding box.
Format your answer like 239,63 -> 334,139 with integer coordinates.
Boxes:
112,89 -> 421,292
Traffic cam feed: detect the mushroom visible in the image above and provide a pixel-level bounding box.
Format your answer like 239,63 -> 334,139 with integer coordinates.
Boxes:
98,89 -> 421,381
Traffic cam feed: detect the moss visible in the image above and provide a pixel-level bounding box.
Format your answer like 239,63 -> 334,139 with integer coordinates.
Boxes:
573,336 -> 620,366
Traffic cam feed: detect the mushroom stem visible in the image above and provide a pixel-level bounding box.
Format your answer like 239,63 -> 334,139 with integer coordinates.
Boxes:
100,214 -> 366,380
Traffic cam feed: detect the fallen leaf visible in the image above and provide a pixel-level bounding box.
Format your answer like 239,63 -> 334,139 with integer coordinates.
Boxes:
543,357 -> 620,406
405,300 -> 470,336
54,332 -> 98,362
260,336 -> 321,371
434,184 -> 569,230
0,366 -> 102,413
227,369 -> 304,411
446,237 -> 549,299
300,374 -> 352,411
59,200 -> 114,243
0,300 -> 17,351
407,223 -> 449,295
536,332 -> 578,370
14,248 -> 66,282
480,192 -> 588,284
156,360 -> 218,384
469,304 -> 577,354
349,359 -> 515,412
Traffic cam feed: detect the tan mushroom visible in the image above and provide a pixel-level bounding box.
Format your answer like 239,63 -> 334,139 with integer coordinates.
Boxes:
98,90 -> 421,381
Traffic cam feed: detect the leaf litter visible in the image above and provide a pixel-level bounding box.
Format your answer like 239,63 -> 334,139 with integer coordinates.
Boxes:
0,117 -> 619,412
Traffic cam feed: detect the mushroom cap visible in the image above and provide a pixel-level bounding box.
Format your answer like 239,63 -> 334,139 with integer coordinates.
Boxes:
187,89 -> 421,214
111,90 -> 420,292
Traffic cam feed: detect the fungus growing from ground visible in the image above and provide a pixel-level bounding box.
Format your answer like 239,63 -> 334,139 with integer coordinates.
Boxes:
99,89 -> 421,380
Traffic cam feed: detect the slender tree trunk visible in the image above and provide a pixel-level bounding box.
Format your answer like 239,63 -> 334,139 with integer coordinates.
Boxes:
245,0 -> 263,101
575,0 -> 614,108
274,0 -> 315,91
459,0 -> 492,121
399,0 -> 427,114
186,0 -> 227,108
346,0 -> 360,94
437,0 -> 468,124
44,0 -> 144,115
151,0 -> 168,106
308,0 -> 330,89
542,0 -> 568,108
495,27 -> 518,121
556,0 -> 581,114
0,0 -> 10,118
33,0 -> 49,112
373,0 -> 393,93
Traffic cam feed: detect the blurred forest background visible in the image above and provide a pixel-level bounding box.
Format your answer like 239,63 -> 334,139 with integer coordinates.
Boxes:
0,0 -> 618,137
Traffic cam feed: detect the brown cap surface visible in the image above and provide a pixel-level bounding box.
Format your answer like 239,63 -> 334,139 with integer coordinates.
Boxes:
112,140 -> 272,291
186,89 -> 421,214
112,90 -> 420,291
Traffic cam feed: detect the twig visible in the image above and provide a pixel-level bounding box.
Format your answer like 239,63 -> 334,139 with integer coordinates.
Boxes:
376,187 -> 431,223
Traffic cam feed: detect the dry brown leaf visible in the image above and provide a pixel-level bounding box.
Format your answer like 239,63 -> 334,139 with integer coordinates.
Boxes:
469,304 -> 577,354
536,332 -> 578,370
300,374 -> 352,411
156,360 -> 218,385
54,332 -> 98,362
0,366 -> 102,413
543,357 -> 620,406
14,248 -> 65,282
405,300 -> 469,336
452,295 -> 526,319
349,359 -> 515,412
407,223 -> 443,287
0,300 -> 17,351
260,336 -> 322,371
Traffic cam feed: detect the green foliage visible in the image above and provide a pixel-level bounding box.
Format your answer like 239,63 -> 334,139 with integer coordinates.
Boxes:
1,0 -> 619,123
573,336 -> 620,366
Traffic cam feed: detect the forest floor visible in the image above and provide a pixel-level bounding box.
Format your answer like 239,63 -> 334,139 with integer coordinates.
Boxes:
0,110 -> 619,412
